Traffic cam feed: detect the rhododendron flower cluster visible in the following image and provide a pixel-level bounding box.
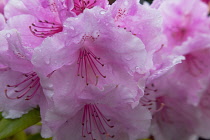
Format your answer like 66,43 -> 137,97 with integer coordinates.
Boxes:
0,0 -> 210,140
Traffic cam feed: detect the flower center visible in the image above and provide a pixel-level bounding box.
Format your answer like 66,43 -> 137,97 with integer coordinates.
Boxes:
82,104 -> 114,140
141,84 -> 164,112
5,72 -> 40,100
29,20 -> 63,38
73,0 -> 97,15
77,48 -> 106,86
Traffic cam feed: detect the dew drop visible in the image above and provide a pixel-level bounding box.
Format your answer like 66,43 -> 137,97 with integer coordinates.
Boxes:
100,10 -> 106,15
125,55 -> 133,61
124,1 -> 128,5
69,26 -> 75,30
6,33 -> 11,38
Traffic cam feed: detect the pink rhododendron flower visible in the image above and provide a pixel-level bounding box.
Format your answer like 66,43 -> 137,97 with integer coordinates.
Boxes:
40,84 -> 151,140
159,0 -> 209,47
32,6 -> 153,139
110,0 -> 164,69
0,0 -> 210,140
32,7 -> 148,89
144,78 -> 200,140
0,0 -> 8,14
110,0 -> 184,82
151,94 -> 199,140
0,29 -> 44,118
4,0 -> 65,49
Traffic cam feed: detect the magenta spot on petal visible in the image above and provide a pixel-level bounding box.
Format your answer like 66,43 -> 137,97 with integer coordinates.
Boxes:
72,0 -> 97,15
115,8 -> 127,21
202,0 -> 210,4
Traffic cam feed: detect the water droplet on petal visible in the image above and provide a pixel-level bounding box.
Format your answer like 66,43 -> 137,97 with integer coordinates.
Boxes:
6,33 -> 11,38
100,10 -> 106,15
69,26 -> 75,30
124,1 -> 128,5
125,55 -> 133,61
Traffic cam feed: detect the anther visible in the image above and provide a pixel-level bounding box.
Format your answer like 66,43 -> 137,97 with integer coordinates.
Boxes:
81,104 -> 114,140
29,20 -> 63,38
77,48 -> 106,85
5,72 -> 40,100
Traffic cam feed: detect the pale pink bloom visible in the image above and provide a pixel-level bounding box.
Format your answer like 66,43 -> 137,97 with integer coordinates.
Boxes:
0,29 -> 43,118
145,79 -> 200,140
151,94 -> 199,140
159,0 -> 209,47
110,0 -> 184,82
40,84 -> 152,140
110,0 -> 164,69
32,6 -> 151,139
32,7 -> 148,89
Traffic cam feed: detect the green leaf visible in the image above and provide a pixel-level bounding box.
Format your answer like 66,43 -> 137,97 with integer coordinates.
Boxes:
27,133 -> 52,140
12,131 -> 27,140
0,113 -> 3,121
0,109 -> 41,139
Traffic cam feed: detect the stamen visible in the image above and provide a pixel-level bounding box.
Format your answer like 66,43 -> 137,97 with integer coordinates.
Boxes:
77,48 -> 106,86
73,0 -> 97,15
29,20 -> 63,38
81,104 -> 114,140
141,83 -> 164,112
5,72 -> 40,100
